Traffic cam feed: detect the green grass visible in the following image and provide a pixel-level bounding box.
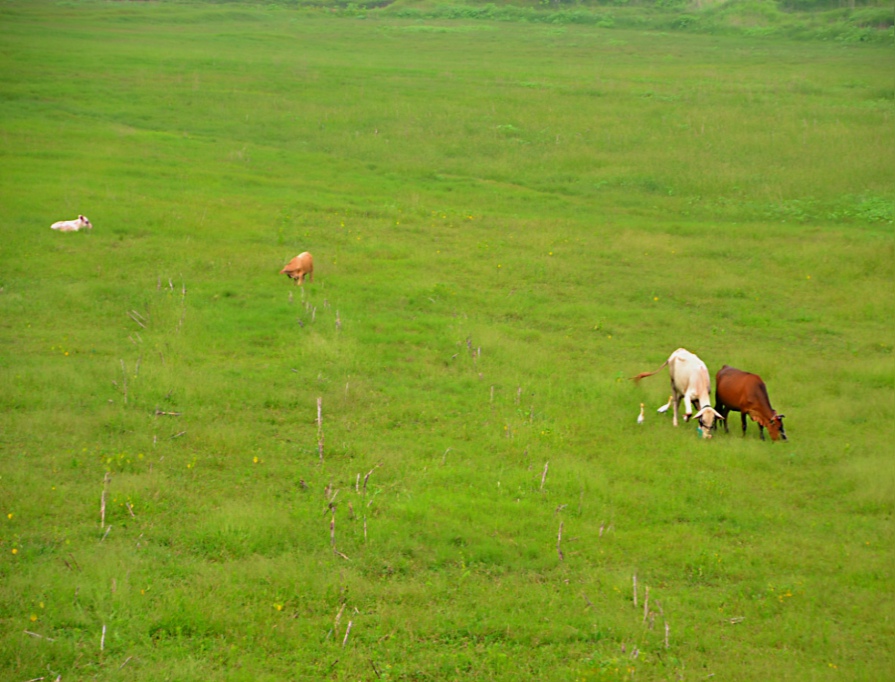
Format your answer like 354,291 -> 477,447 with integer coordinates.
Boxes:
1,1 -> 893,680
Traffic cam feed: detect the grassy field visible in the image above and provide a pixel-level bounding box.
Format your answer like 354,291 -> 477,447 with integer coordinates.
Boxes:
0,1 -> 892,680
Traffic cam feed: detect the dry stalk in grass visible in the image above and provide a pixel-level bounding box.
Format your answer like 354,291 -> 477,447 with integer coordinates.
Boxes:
540,462 -> 549,490
127,311 -> 146,329
101,623 -> 106,652
330,511 -> 335,547
154,409 -> 181,417
442,448 -> 451,465
317,397 -> 324,465
556,521 -> 564,561
312,306 -> 316,323
100,473 -> 111,528
633,573 -> 637,608
581,593 -> 593,608
119,656 -> 133,670
342,620 -> 353,648
516,386 -> 522,404
643,586 -> 650,622
126,502 -> 136,519
68,553 -> 81,572
334,603 -> 345,635
24,630 -> 56,642
665,621 -> 670,649
100,525 -> 112,542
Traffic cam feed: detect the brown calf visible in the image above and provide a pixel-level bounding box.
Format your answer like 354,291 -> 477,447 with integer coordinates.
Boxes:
280,252 -> 314,285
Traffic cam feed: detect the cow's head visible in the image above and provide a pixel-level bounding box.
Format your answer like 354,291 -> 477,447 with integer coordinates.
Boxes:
694,406 -> 724,439
766,413 -> 787,441
79,215 -> 92,229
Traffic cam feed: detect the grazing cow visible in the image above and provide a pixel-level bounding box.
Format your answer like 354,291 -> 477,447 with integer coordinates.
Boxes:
632,348 -> 724,439
51,215 -> 92,232
714,365 -> 787,441
280,251 -> 314,285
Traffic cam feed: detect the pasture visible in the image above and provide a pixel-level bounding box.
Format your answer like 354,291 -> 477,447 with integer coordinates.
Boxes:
0,1 -> 892,680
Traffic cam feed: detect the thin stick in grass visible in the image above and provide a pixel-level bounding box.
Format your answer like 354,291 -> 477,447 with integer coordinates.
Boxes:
334,603 -> 345,635
643,586 -> 650,623
362,464 -> 379,542
317,397 -> 324,465
557,521 -> 564,561
100,473 -> 111,528
342,620 -> 353,648
540,461 -> 549,490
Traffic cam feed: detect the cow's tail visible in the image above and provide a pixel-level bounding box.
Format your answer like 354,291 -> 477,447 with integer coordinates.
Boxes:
630,359 -> 669,383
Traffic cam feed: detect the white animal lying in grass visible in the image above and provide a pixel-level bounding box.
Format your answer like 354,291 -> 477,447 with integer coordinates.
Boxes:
51,215 -> 92,232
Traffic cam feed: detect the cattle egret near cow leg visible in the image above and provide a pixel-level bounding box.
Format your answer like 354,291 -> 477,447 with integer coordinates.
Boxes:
637,403 -> 645,424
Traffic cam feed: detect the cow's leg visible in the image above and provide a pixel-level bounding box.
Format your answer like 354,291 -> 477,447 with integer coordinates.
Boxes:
714,401 -> 729,433
740,412 -> 748,437
758,424 -> 765,441
671,389 -> 680,427
682,395 -> 693,422
675,393 -> 687,427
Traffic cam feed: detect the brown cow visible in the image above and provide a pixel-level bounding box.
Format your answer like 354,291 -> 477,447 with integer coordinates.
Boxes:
280,252 -> 313,285
713,365 -> 787,441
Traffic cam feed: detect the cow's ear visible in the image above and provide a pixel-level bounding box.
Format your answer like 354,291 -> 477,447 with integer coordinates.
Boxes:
776,414 -> 785,419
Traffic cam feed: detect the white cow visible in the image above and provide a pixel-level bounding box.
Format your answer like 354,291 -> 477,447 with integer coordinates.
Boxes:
632,348 -> 724,439
51,215 -> 92,232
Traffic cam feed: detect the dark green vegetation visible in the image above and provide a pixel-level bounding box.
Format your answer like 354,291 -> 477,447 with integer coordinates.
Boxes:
1,1 -> 892,680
